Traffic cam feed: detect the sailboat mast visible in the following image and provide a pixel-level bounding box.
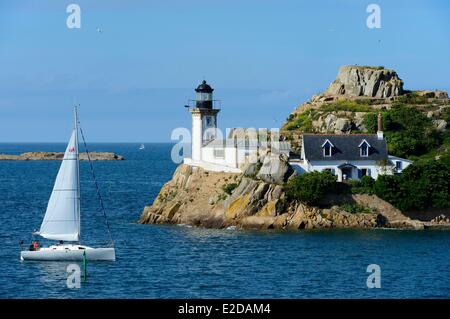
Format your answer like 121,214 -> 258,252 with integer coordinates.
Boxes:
74,105 -> 81,242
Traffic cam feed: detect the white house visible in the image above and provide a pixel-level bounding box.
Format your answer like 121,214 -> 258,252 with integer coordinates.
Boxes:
182,81 -> 412,178
289,114 -> 412,181
183,80 -> 289,173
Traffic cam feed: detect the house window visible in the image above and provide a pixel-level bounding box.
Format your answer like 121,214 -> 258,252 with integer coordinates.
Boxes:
359,168 -> 372,177
324,168 -> 335,175
395,161 -> 402,171
323,141 -> 333,157
360,141 -> 369,157
321,139 -> 334,157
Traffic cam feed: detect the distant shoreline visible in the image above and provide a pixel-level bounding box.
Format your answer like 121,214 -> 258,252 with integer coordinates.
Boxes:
0,151 -> 124,161
0,142 -> 175,144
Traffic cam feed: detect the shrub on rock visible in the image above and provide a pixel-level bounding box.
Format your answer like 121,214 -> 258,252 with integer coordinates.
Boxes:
285,171 -> 337,206
374,160 -> 450,211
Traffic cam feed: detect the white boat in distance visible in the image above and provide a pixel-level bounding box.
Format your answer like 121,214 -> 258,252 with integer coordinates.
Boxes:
20,106 -> 115,261
139,143 -> 145,150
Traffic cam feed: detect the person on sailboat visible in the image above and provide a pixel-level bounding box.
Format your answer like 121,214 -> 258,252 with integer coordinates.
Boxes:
31,241 -> 40,251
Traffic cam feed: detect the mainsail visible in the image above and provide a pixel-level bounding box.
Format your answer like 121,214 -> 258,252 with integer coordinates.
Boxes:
36,123 -> 80,241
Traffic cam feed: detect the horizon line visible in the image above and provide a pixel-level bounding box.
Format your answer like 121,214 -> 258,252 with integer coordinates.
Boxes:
0,141 -> 177,144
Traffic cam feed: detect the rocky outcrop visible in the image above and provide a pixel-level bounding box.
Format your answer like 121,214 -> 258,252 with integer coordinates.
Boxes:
0,152 -> 124,161
140,163 -> 427,230
285,204 -> 378,230
256,154 -> 296,184
140,164 -> 241,228
325,65 -> 404,98
350,194 -> 424,230
309,112 -> 368,134
416,90 -> 449,99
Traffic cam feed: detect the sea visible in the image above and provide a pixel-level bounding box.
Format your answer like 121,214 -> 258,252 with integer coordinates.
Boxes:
0,143 -> 448,298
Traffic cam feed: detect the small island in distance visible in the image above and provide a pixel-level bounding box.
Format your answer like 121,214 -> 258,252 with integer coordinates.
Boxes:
0,151 -> 124,161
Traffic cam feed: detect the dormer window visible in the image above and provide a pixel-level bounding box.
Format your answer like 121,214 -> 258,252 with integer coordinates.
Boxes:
358,139 -> 371,157
322,139 -> 334,157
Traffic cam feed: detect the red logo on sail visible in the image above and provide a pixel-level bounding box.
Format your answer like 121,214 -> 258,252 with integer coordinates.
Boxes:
69,147 -> 75,153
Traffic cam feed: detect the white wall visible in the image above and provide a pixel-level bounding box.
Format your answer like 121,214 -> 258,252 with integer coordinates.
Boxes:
201,145 -> 239,168
191,112 -> 202,162
291,159 -> 394,181
388,155 -> 413,173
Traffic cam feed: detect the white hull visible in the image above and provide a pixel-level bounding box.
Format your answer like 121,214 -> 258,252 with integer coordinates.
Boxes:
20,244 -> 115,261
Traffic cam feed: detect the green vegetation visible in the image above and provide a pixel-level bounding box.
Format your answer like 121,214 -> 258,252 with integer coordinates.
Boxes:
338,203 -> 373,214
284,171 -> 337,206
347,176 -> 375,194
284,111 -> 314,132
348,159 -> 450,211
363,104 -> 442,158
285,160 -> 449,212
319,100 -> 374,113
355,65 -> 386,70
409,129 -> 450,162
222,183 -> 238,195
396,92 -> 428,105
284,100 -> 378,132
217,193 -> 227,201
362,113 -> 378,133
443,107 -> 450,122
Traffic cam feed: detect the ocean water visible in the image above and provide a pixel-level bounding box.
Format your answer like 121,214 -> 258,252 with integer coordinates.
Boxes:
0,143 -> 448,298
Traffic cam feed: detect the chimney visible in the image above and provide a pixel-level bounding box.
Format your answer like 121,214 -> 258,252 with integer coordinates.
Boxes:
377,113 -> 384,140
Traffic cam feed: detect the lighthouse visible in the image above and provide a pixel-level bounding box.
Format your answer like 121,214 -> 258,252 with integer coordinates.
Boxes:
188,80 -> 220,162
183,80 -> 251,173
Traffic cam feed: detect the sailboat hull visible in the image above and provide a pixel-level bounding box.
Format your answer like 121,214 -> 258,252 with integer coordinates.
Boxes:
20,245 -> 115,261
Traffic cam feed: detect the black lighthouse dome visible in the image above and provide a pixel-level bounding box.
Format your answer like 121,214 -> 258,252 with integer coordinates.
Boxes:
195,80 -> 214,109
195,80 -> 214,93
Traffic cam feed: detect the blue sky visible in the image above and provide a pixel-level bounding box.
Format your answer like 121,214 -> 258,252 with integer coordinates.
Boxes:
0,0 -> 449,142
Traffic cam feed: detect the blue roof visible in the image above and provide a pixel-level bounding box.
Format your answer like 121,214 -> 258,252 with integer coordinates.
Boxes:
303,134 -> 388,161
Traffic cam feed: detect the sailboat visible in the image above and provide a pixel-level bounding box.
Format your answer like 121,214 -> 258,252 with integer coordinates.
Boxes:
20,107 -> 115,261
139,143 -> 145,150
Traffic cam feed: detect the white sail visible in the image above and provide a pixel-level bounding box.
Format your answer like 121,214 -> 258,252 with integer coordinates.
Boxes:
37,128 -> 80,241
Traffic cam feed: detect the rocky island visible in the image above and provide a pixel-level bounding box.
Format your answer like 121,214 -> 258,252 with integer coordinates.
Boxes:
0,152 -> 124,161
140,65 -> 450,230
140,162 -> 429,230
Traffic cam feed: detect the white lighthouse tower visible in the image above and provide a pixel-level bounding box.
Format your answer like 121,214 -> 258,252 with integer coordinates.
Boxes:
183,80 -> 244,173
188,80 -> 220,163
